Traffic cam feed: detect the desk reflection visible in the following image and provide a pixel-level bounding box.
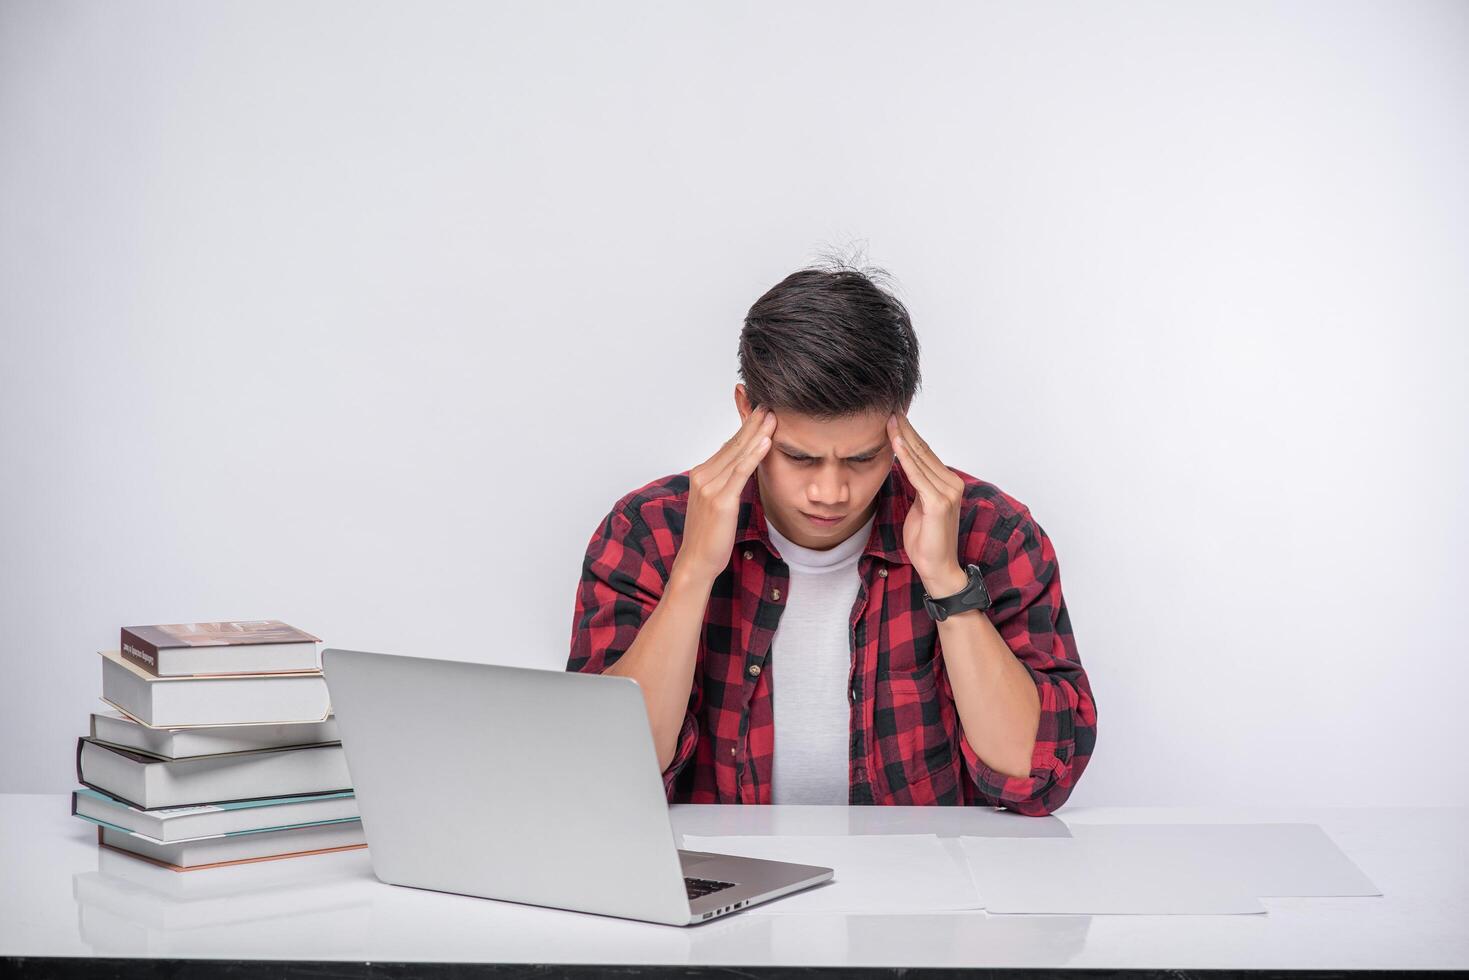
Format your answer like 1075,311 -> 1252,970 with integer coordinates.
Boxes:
70,836 -> 1093,966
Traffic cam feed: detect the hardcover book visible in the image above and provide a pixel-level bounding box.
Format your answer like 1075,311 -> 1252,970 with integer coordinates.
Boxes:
89,708 -> 340,759
76,736 -> 351,810
72,787 -> 360,843
98,649 -> 331,728
95,820 -> 367,871
120,620 -> 321,677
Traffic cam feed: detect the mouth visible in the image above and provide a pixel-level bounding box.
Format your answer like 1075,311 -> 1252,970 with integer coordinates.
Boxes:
803,511 -> 846,526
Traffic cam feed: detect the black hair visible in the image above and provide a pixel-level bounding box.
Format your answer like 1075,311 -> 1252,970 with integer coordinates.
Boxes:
738,245 -> 921,422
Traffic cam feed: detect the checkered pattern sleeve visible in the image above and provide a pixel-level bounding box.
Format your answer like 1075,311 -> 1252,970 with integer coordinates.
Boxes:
565,504 -> 699,797
950,509 -> 1098,816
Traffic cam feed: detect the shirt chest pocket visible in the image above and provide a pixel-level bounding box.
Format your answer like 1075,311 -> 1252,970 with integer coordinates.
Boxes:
874,627 -> 962,804
879,615 -> 940,679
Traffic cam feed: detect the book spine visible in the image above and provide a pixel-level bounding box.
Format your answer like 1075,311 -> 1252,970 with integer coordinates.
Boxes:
75,735 -> 85,786
120,628 -> 162,676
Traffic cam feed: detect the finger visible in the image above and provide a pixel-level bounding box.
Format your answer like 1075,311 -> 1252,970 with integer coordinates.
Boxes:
892,429 -> 946,508
702,405 -> 773,472
708,419 -> 774,497
890,414 -> 954,507
720,408 -> 775,476
894,413 -> 962,493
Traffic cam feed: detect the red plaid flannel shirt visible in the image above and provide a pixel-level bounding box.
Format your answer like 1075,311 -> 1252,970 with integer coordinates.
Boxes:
566,459 -> 1097,816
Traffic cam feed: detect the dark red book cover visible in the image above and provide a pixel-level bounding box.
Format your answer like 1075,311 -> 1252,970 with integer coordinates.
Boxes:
120,621 -> 320,675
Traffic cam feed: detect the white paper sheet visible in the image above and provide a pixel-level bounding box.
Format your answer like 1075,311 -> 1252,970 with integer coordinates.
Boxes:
1072,823 -> 1379,896
680,834 -> 982,914
961,830 -> 1269,914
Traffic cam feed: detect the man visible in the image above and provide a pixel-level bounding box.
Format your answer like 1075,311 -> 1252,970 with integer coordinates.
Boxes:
566,260 -> 1097,815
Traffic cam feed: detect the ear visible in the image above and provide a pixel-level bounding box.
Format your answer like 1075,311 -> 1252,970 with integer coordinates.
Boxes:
734,383 -> 752,421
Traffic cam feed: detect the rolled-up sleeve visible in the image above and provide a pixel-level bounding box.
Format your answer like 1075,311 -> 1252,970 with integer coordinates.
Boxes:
566,505 -> 700,796
947,509 -> 1098,816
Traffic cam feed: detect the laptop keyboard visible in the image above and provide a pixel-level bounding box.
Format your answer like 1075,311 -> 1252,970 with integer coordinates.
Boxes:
685,875 -> 737,900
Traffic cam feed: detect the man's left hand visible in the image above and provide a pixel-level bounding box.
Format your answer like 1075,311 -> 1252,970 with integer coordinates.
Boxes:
888,411 -> 969,599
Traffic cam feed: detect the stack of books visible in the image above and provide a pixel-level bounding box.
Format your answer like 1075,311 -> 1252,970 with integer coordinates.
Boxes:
70,620 -> 366,871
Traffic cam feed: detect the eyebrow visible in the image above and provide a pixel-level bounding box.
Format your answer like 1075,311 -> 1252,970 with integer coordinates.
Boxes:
775,440 -> 888,461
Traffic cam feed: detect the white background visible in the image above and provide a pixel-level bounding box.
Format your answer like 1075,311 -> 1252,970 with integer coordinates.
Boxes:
2,0 -> 1465,804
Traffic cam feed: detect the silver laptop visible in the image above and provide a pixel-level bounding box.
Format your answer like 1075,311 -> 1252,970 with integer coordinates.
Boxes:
320,647 -> 833,926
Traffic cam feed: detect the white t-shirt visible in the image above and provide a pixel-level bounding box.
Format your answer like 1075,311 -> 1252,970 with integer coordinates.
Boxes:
764,509 -> 878,805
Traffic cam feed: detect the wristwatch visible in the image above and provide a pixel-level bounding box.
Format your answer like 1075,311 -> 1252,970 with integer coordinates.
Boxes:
922,563 -> 991,622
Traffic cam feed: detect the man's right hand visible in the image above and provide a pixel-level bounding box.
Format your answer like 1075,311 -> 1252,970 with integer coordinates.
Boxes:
672,405 -> 777,586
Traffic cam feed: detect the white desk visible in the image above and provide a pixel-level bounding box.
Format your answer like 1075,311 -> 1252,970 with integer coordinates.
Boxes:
1,794 -> 1464,975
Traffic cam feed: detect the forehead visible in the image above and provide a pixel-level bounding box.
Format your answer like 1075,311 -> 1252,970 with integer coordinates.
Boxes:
772,409 -> 890,455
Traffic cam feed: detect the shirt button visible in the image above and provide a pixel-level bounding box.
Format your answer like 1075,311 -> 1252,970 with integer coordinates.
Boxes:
730,746 -> 737,756
743,550 -> 753,560
748,663 -> 761,676
771,588 -> 781,600
878,567 -> 888,578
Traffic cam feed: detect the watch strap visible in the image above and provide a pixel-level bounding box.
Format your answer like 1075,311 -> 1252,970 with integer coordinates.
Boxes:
922,563 -> 991,621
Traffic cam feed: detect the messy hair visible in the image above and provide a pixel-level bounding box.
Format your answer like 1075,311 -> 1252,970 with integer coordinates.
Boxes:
738,244 -> 921,422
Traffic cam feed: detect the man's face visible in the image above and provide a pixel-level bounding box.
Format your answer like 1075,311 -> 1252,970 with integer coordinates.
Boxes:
735,386 -> 897,551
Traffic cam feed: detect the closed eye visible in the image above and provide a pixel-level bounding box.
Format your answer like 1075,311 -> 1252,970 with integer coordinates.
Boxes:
785,454 -> 878,465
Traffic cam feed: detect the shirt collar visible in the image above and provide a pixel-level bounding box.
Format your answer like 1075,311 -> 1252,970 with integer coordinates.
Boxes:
735,460 -> 915,566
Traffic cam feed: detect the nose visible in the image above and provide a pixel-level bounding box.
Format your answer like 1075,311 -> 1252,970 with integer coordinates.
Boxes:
808,470 -> 850,509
